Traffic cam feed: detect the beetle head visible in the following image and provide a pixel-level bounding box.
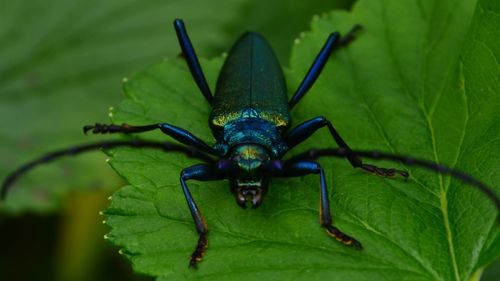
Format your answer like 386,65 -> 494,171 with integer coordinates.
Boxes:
229,144 -> 270,208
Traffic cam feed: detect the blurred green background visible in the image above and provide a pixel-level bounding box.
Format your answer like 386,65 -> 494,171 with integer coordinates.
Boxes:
0,0 -> 497,280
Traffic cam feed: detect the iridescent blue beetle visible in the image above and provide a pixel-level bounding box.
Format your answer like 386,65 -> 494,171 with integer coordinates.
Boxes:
2,19 -> 499,267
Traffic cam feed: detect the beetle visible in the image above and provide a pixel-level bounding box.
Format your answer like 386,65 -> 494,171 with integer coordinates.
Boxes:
2,19 -> 499,267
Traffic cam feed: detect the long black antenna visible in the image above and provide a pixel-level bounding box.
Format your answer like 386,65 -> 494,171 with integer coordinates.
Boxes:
1,140 -> 215,199
288,148 -> 500,215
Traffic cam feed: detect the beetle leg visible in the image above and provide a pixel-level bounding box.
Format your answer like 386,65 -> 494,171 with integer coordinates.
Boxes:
180,164 -> 226,268
281,160 -> 362,249
83,123 -> 157,134
173,19 -> 213,104
284,116 -> 408,178
335,24 -> 363,48
83,122 -> 217,155
289,25 -> 362,109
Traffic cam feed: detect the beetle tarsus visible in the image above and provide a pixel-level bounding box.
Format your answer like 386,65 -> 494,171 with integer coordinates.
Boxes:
189,233 -> 208,268
336,24 -> 364,47
83,123 -> 131,134
361,164 -> 408,179
324,225 -> 363,250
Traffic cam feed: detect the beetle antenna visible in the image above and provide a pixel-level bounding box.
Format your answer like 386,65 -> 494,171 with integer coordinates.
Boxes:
287,148 -> 500,215
1,140 -> 215,199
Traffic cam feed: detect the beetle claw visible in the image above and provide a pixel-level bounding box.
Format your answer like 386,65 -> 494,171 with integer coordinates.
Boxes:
189,233 -> 208,268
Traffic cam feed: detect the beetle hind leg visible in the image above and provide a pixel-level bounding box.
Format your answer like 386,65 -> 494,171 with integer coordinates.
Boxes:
288,24 -> 363,109
335,24 -> 363,48
173,19 -> 213,104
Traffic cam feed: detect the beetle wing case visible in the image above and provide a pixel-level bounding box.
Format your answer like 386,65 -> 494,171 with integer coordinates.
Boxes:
210,32 -> 290,131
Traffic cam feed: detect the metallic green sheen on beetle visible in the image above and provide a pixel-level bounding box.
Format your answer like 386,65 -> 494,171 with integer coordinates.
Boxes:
2,19 -> 499,269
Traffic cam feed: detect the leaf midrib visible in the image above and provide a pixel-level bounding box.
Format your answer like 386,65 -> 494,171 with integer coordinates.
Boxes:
421,23 -> 460,281
379,1 -> 478,280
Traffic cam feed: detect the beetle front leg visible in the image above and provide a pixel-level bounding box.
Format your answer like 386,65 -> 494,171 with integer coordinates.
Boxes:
284,116 -> 408,178
281,160 -> 362,249
180,164 -> 226,267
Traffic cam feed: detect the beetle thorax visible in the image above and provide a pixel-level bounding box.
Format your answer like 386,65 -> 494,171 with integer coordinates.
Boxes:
229,144 -> 270,208
214,115 -> 288,157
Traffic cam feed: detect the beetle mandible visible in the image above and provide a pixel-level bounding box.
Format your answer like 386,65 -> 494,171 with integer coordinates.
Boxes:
2,19 -> 499,268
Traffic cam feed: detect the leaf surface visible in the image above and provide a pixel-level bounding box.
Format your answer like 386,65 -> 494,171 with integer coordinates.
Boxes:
105,0 -> 500,280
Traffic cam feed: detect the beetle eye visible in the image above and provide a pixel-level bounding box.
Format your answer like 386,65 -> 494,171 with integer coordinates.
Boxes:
263,160 -> 283,173
217,159 -> 238,173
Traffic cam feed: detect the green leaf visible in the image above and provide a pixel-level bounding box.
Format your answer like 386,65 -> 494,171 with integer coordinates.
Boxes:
0,0 -> 247,213
224,0 -> 353,65
104,0 -> 499,280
